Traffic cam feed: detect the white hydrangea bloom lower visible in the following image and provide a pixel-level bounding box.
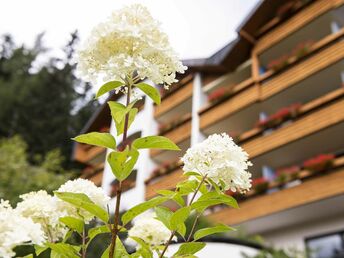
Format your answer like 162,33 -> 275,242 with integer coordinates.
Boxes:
0,200 -> 45,258
57,179 -> 110,223
15,190 -> 68,242
76,4 -> 187,86
181,133 -> 252,193
127,212 -> 173,247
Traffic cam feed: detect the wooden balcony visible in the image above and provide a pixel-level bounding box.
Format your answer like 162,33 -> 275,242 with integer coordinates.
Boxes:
208,167 -> 344,226
154,80 -> 193,119
260,39 -> 344,100
145,169 -> 185,199
150,119 -> 191,160
88,171 -> 103,187
199,84 -> 259,130
254,0 -> 344,55
74,145 -> 106,164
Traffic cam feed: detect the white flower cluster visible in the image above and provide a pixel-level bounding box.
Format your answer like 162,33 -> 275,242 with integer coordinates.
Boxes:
127,212 -> 173,247
57,178 -> 110,222
0,200 -> 45,258
0,179 -> 110,257
16,190 -> 68,242
76,4 -> 187,87
181,133 -> 252,193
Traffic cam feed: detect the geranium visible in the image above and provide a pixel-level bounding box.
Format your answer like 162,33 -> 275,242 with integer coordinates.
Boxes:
15,190 -> 68,242
303,154 -> 335,173
181,133 -> 252,193
76,4 -> 187,87
0,200 -> 45,258
127,212 -> 173,247
57,179 -> 110,222
252,177 -> 269,194
207,87 -> 231,103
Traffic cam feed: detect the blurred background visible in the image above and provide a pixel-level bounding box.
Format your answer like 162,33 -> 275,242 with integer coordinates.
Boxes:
1,0 -> 344,257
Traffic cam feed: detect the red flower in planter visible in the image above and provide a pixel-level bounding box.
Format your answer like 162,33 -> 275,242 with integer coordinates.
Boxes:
291,40 -> 315,58
207,87 -> 230,103
267,54 -> 290,71
256,103 -> 302,129
252,177 -> 269,194
303,154 -> 335,173
276,165 -> 301,184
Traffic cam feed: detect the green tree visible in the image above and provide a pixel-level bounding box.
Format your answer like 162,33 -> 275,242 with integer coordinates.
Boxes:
0,136 -> 73,204
0,32 -> 99,164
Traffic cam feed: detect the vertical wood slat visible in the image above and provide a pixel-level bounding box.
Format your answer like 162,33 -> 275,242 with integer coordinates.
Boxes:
243,98 -> 344,158
254,0 -> 344,55
145,169 -> 184,199
261,40 -> 344,100
208,168 -> 344,225
154,81 -> 193,118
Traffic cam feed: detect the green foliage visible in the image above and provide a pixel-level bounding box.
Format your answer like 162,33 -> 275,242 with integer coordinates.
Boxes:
72,132 -> 117,150
96,81 -> 124,98
45,243 -> 80,258
135,82 -> 161,105
173,242 -> 206,257
193,224 -> 234,241
0,136 -> 73,204
170,207 -> 191,231
0,33 -> 99,162
107,148 -> 139,181
108,101 -> 138,136
132,136 -> 180,150
55,192 -> 109,222
121,196 -> 169,225
59,217 -> 84,234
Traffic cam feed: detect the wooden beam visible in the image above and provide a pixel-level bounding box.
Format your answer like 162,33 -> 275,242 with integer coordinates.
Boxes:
208,168 -> 344,225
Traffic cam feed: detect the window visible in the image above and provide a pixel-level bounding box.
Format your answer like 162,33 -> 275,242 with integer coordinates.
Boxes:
305,230 -> 344,258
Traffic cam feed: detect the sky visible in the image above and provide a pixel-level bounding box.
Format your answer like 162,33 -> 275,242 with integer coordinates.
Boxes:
1,0 -> 259,60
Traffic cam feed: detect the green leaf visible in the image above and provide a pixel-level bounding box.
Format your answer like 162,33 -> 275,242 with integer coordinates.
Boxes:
176,222 -> 187,238
34,245 -> 48,256
183,171 -> 201,177
132,136 -> 180,150
155,206 -> 173,229
88,225 -> 111,239
173,242 -> 206,257
115,108 -> 138,136
101,239 -> 130,258
59,216 -> 84,234
21,255 -> 34,258
46,243 -> 80,258
108,148 -> 139,181
176,180 -> 198,195
191,192 -> 238,212
54,192 -> 109,222
135,82 -> 161,105
193,224 -> 235,241
72,132 -> 116,149
170,207 -> 191,230
129,237 -> 153,258
108,101 -> 126,122
96,81 -> 124,98
122,196 -> 169,225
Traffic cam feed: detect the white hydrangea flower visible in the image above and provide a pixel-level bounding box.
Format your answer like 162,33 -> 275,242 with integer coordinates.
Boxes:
76,4 -> 187,87
15,190 -> 68,242
127,212 -> 173,247
0,200 -> 45,258
181,133 -> 252,193
57,179 -> 110,223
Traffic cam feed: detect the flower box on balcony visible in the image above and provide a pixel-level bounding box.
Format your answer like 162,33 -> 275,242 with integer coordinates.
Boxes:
256,103 -> 302,130
252,177 -> 270,195
276,165 -> 301,185
145,159 -> 183,185
303,154 -> 335,173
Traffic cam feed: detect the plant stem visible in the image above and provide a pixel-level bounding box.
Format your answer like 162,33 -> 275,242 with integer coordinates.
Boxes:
159,175 -> 207,258
109,83 -> 132,258
186,213 -> 201,242
82,226 -> 87,258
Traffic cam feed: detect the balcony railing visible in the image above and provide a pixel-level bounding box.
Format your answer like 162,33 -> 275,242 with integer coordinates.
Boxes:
208,165 -> 344,225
